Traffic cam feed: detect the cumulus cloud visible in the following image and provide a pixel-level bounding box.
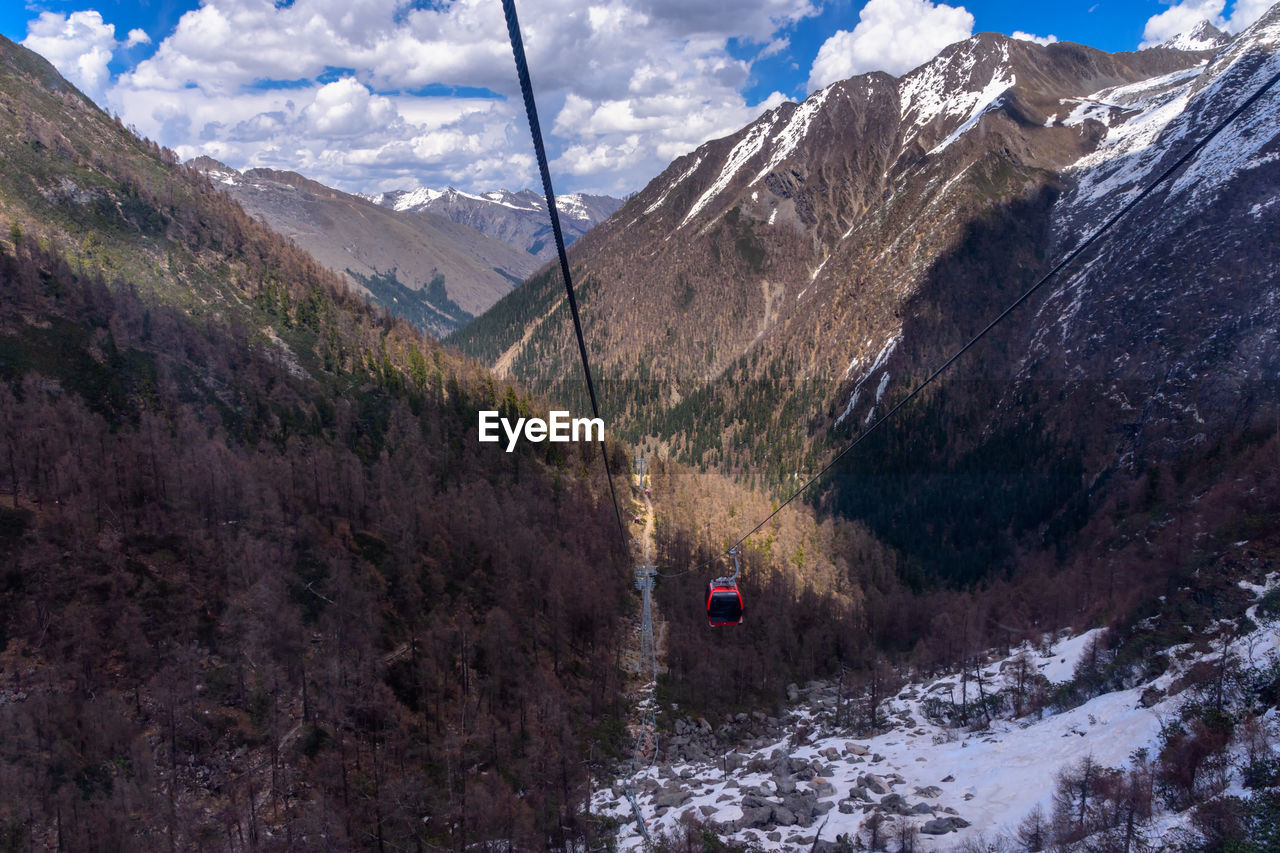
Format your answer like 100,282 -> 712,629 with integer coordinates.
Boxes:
304,78 -> 398,137
1223,0 -> 1275,31
22,10 -> 120,103
77,0 -> 809,195
1140,0 -> 1227,46
1138,0 -> 1270,46
808,0 -> 974,90
125,28 -> 151,48
1011,31 -> 1059,46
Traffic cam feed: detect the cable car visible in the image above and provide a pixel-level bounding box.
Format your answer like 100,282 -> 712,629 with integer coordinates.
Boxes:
706,547 -> 744,626
706,581 -> 744,626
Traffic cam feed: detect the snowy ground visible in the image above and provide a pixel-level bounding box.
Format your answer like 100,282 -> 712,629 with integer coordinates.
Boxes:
592,580 -> 1280,851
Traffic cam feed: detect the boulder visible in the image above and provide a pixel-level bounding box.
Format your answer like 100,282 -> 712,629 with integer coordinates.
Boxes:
772,806 -> 797,827
655,789 -> 691,809
864,775 -> 890,796
920,816 -> 971,835
914,785 -> 943,798
878,794 -> 909,815
810,778 -> 836,797
739,806 -> 773,828
845,742 -> 870,756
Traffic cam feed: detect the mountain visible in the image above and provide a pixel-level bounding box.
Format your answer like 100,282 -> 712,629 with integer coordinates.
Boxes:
1157,20 -> 1233,52
454,9 -> 1280,585
365,185 -> 624,261
188,158 -> 540,336
0,32 -> 631,850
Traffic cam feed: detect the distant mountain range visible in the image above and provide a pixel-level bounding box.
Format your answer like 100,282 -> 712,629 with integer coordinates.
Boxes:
188,158 -> 544,336
363,186 -> 623,262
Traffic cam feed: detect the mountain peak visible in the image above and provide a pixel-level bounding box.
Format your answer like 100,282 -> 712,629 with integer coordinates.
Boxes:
1159,20 -> 1232,52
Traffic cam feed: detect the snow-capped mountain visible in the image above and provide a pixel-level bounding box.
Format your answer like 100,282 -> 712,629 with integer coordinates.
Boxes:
189,159 -> 540,336
364,186 -> 623,261
454,5 -> 1280,580
1156,20 -> 1234,53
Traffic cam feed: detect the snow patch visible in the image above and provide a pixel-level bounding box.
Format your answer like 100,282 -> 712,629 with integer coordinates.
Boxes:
645,157 -> 703,215
750,86 -> 833,186
682,118 -> 777,226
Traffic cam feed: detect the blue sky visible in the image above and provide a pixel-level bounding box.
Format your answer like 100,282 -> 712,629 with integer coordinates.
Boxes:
3,0 -> 1272,195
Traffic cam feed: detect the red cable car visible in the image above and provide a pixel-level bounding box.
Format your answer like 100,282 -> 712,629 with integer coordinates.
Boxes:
706,547 -> 744,626
706,581 -> 744,626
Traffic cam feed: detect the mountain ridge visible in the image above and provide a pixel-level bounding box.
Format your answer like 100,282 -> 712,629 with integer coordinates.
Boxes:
187,156 -> 541,336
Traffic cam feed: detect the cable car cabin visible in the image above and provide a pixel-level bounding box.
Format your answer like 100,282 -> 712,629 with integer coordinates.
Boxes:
706,582 -> 744,626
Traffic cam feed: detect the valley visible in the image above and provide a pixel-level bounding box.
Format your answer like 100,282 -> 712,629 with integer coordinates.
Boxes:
0,4 -> 1278,851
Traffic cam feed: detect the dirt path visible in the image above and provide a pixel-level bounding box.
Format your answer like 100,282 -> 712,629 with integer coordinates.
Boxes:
492,296 -> 563,378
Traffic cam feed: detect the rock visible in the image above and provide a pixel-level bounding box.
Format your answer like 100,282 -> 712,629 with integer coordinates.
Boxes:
774,775 -> 797,795
739,806 -> 773,828
845,742 -> 870,756
772,806 -> 797,827
699,805 -> 718,817
1140,686 -> 1166,708
920,817 -> 970,834
679,768 -> 695,779
741,794 -> 770,810
724,779 -> 740,789
910,802 -> 935,815
725,752 -> 745,773
810,778 -> 836,797
820,746 -> 840,760
783,792 -> 817,819
872,754 -> 885,763
716,795 -> 734,803
879,793 -> 909,815
655,789 -> 691,809
941,775 -> 955,783
914,785 -> 944,798
767,832 -> 782,842
838,801 -> 856,814
864,775 -> 890,796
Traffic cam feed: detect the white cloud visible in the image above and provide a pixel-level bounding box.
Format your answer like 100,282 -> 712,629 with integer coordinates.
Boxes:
807,0 -> 974,90
1011,31 -> 1059,46
1224,0 -> 1275,31
304,78 -> 398,136
22,10 -> 120,103
74,0 -> 808,196
1140,0 -> 1274,48
1140,0 -> 1226,46
125,28 -> 151,48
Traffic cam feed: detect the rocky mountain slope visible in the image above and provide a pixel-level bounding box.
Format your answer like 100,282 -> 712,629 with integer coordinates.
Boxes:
189,158 -> 541,336
454,11 -> 1280,584
365,185 -> 623,261
0,32 -> 630,851
598,560 -> 1280,851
